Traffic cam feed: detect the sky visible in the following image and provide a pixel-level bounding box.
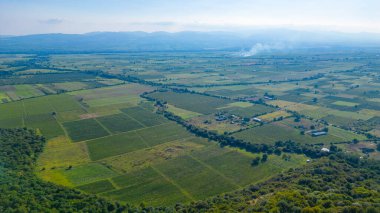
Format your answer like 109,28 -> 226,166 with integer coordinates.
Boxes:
0,0 -> 379,35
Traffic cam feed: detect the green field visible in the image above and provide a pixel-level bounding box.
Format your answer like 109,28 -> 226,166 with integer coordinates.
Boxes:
52,82 -> 90,91
60,163 -> 118,186
24,113 -> 63,139
137,123 -> 191,146
36,136 -> 90,170
70,83 -> 154,107
8,84 -> 45,100
86,131 -> 148,160
333,100 -> 358,107
76,179 -> 116,194
104,167 -> 190,206
147,91 -> 233,114
221,104 -> 275,118
99,143 -> 307,206
232,121 -> 366,145
166,104 -> 202,120
63,118 -> 110,142
96,113 -> 144,133
154,155 -> 237,200
121,106 -> 168,127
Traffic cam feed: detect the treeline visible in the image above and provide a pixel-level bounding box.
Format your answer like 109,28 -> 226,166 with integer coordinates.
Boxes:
145,73 -> 325,88
0,72 -> 97,86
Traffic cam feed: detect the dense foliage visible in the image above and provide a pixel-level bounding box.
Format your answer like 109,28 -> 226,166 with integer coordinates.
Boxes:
180,155 -> 380,212
0,128 -> 140,212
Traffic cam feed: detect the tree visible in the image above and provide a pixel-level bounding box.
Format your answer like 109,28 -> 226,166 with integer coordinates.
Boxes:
330,144 -> 338,153
261,154 -> 268,162
294,116 -> 301,122
251,157 -> 261,166
274,148 -> 282,156
282,154 -> 291,161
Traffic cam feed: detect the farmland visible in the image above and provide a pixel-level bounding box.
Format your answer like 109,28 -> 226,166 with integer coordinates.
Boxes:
232,120 -> 366,145
147,91 -> 233,114
0,77 -> 307,206
0,50 -> 379,208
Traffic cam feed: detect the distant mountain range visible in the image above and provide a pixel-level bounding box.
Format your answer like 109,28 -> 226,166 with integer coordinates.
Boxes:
1,30 -> 379,53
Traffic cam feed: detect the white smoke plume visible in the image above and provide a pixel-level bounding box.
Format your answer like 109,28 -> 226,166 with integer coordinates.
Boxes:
237,43 -> 289,57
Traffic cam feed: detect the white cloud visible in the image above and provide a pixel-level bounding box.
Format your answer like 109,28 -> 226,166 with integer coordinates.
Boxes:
0,0 -> 379,35
38,18 -> 63,25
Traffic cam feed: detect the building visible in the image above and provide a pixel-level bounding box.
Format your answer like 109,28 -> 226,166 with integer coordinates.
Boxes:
311,131 -> 327,137
321,147 -> 330,152
215,115 -> 227,121
253,117 -> 262,122
264,96 -> 273,100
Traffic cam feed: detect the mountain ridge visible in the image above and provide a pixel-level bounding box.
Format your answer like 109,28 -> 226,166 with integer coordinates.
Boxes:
1,30 -> 380,53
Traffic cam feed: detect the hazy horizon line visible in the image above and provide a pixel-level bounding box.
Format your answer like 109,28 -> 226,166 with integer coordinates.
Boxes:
2,28 -> 380,37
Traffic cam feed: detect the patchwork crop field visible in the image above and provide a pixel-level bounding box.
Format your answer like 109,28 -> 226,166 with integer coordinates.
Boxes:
0,81 -> 303,206
1,50 -> 379,208
147,91 -> 233,114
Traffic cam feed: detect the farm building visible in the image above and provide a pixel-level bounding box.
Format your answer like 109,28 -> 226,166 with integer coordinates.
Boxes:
311,131 -> 327,137
253,117 -> 262,122
321,147 -> 330,152
264,96 -> 274,100
215,115 -> 227,121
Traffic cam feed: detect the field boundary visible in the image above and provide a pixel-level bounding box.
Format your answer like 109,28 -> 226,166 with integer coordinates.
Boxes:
120,109 -> 147,127
94,117 -> 113,135
150,165 -> 195,201
79,122 -> 173,144
188,153 -> 242,189
92,135 -> 195,163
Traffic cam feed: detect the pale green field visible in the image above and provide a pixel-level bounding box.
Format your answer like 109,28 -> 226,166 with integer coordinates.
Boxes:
17,69 -> 62,74
328,126 -> 367,141
53,82 -> 89,91
221,101 -> 253,108
332,101 -> 358,107
70,83 -> 154,107
258,110 -> 292,121
301,107 -> 373,120
5,84 -> 44,100
358,109 -> 380,117
86,95 -> 141,107
272,101 -> 374,120
166,104 -> 202,120
0,92 -> 10,102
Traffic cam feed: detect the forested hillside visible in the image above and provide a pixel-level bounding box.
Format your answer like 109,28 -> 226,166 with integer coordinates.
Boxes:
0,128 -> 139,212
184,155 -> 380,212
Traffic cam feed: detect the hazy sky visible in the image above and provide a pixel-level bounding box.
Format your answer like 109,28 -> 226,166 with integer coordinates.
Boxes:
1,0 -> 379,35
